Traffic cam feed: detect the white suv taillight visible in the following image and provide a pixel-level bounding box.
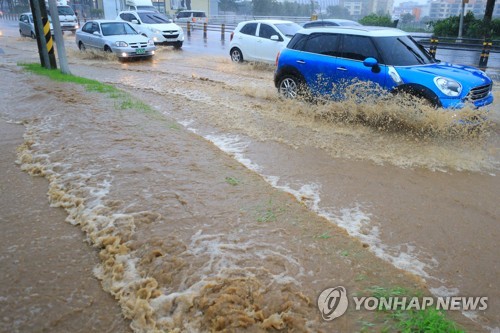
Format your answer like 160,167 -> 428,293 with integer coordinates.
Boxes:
230,32 -> 234,41
275,51 -> 281,67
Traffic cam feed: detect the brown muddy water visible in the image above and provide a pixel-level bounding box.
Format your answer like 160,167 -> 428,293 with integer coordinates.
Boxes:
0,27 -> 499,332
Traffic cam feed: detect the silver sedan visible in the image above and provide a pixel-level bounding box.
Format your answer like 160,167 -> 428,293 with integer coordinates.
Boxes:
75,20 -> 156,59
19,12 -> 53,38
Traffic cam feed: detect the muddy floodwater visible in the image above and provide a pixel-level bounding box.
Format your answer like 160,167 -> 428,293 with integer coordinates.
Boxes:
0,24 -> 499,332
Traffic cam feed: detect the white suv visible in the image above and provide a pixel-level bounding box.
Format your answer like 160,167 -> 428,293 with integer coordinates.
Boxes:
229,20 -> 302,64
51,5 -> 78,33
117,10 -> 184,48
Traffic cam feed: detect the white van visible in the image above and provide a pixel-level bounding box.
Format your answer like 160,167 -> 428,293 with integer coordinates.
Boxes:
47,4 -> 78,33
125,0 -> 158,12
175,10 -> 207,27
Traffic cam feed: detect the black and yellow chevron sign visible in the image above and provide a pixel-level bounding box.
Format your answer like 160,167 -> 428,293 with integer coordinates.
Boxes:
42,16 -> 54,55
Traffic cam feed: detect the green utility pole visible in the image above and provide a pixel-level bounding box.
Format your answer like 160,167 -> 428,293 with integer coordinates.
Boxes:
29,0 -> 50,67
39,0 -> 57,69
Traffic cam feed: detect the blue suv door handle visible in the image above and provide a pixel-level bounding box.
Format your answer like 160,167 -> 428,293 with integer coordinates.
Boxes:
337,67 -> 347,71
296,60 -> 306,64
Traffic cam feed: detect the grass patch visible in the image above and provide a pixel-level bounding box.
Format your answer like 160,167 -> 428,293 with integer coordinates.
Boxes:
225,176 -> 240,186
313,232 -> 331,239
256,198 -> 284,223
117,97 -> 152,113
20,63 -> 119,95
354,274 -> 367,281
393,307 -> 464,333
20,63 -> 157,116
366,286 -> 465,333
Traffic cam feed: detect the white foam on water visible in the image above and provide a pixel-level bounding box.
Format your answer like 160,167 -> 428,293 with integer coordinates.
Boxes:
178,118 -> 198,133
429,285 -> 460,297
204,134 -> 262,173
186,229 -> 304,287
200,132 -> 439,281
462,311 -> 479,320
198,130 -> 500,330
18,117 -> 158,331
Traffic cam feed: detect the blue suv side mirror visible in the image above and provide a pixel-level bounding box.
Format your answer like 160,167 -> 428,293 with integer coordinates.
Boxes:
363,57 -> 378,68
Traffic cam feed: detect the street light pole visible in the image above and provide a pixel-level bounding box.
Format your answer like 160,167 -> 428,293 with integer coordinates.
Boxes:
48,0 -> 71,74
458,0 -> 467,41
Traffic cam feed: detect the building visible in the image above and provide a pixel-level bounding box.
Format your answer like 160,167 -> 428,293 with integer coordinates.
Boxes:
428,0 -> 500,20
97,0 -> 211,18
343,0 -> 364,16
340,0 -> 393,18
393,1 -> 428,20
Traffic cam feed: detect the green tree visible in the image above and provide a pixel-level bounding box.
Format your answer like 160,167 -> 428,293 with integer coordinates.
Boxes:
432,12 -> 500,38
281,1 -> 311,16
236,1 -> 253,15
219,0 -> 237,13
252,0 -> 276,15
359,13 -> 393,27
400,13 -> 415,24
326,5 -> 351,19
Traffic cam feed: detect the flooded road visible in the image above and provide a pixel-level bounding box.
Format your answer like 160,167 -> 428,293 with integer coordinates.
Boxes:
0,119 -> 131,332
0,22 -> 499,332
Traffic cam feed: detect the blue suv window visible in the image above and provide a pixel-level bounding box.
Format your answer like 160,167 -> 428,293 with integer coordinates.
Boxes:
340,35 -> 379,61
303,33 -> 340,56
288,33 -> 308,50
373,36 -> 435,66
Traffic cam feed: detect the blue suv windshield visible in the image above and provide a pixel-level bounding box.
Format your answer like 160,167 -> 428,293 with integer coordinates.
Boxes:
374,36 -> 435,66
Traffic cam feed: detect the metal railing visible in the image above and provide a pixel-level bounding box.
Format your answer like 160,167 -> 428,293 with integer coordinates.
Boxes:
415,35 -> 499,52
207,15 -> 311,25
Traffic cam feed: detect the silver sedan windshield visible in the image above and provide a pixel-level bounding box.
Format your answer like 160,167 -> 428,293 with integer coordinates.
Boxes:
101,22 -> 138,36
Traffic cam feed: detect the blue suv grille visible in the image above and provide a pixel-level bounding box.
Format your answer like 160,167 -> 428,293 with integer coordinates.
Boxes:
468,83 -> 492,101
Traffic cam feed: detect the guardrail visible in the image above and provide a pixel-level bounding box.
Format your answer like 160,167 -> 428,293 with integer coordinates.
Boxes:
208,15 -> 311,25
415,35 -> 499,52
1,12 -> 19,20
0,12 -> 100,22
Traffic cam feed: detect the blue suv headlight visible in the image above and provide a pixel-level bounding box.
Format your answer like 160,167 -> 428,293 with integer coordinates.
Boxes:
388,66 -> 403,85
433,77 -> 462,97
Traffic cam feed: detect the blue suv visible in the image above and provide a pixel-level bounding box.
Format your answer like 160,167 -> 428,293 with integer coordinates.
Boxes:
274,27 -> 494,109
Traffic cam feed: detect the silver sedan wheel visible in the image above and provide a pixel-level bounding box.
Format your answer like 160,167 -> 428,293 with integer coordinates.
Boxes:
279,77 -> 299,99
